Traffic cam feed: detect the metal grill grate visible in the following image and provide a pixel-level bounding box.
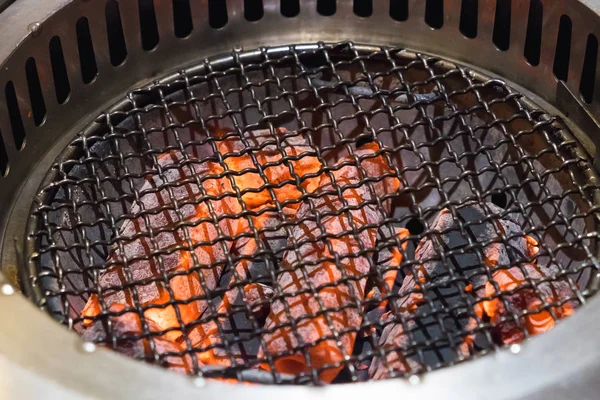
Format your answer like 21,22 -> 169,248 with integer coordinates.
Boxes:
25,42 -> 600,385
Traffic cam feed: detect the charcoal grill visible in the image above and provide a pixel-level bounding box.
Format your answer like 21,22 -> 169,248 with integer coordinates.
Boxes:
1,0 -> 600,398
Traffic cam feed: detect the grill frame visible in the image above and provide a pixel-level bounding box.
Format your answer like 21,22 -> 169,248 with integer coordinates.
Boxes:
22,42 -> 600,383
1,0 -> 600,398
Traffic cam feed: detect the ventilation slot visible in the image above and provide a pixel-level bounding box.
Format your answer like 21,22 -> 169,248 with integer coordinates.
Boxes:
354,0 -> 372,17
460,0 -> 478,38
25,58 -> 46,127
209,0 -> 228,29
106,1 -> 128,66
0,132 -> 8,176
244,0 -> 263,21
580,34 -> 598,104
139,0 -> 159,50
281,0 -> 299,18
317,0 -> 336,16
5,82 -> 26,150
553,15 -> 572,82
493,0 -> 511,50
173,0 -> 193,37
390,0 -> 408,22
49,37 -> 71,104
76,17 -> 98,84
425,0 -> 444,29
524,0 -> 543,66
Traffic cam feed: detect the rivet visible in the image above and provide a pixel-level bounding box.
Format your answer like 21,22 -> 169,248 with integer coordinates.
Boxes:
408,375 -> 421,385
192,376 -> 206,388
81,341 -> 97,353
1,284 -> 14,296
233,45 -> 243,52
28,22 -> 42,37
509,344 -> 521,354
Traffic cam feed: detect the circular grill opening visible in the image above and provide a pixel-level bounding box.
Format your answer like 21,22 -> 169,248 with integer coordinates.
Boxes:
25,43 -> 599,385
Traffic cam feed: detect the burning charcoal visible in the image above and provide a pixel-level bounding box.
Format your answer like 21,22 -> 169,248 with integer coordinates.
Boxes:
244,283 -> 275,317
363,226 -> 410,330
372,226 -> 411,302
374,279 -> 484,380
482,263 -> 576,344
184,212 -> 287,367
81,128 -> 323,345
82,304 -> 195,374
308,71 -> 438,103
395,203 -> 536,310
81,151 -> 240,341
370,203 -> 549,379
369,316 -> 422,380
216,127 -> 322,211
258,143 -> 404,383
394,92 -> 439,104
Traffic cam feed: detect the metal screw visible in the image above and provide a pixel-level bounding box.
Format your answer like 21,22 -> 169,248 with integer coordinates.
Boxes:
1,283 -> 14,296
81,341 -> 97,353
192,376 -> 206,388
233,45 -> 243,52
28,22 -> 42,37
408,375 -> 421,385
509,344 -> 521,354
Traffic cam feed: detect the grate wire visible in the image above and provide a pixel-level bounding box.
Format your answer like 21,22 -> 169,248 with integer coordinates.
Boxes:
26,42 -> 600,384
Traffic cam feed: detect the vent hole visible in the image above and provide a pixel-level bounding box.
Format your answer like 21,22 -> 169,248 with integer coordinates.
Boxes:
25,58 -> 46,127
106,1 -> 128,66
245,0 -> 264,21
49,37 -> 71,104
406,218 -> 425,236
425,0 -> 444,29
354,0 -> 372,17
524,0 -> 543,66
317,0 -> 336,16
553,15 -> 572,82
580,34 -> 598,104
459,0 -> 478,39
209,0 -> 228,29
139,0 -> 160,50
491,192 -> 508,208
0,132 -> 8,176
76,17 -> 98,84
356,135 -> 375,149
492,0 -> 511,51
5,82 -> 26,150
281,0 -> 299,18
173,0 -> 193,38
390,0 -> 408,22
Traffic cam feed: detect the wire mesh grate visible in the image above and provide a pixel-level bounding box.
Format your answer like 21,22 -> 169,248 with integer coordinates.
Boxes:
25,42 -> 600,385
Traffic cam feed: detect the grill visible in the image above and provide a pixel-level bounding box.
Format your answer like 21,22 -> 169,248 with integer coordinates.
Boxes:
24,43 -> 599,384
2,0 -> 600,398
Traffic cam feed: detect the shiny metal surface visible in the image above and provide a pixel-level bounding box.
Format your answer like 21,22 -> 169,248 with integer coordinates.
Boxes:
0,0 -> 600,398
0,273 -> 600,400
0,0 -> 14,13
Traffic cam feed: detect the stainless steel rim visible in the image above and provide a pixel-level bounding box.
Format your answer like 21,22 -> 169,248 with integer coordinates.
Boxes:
1,277 -> 599,399
1,0 -> 600,398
